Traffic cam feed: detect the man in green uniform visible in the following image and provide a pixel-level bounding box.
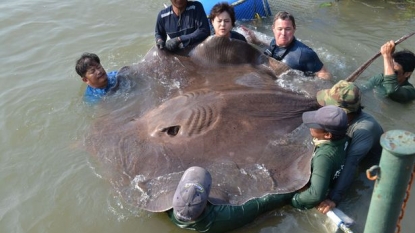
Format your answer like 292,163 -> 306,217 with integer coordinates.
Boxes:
167,166 -> 292,233
291,105 -> 349,209
361,40 -> 415,103
167,106 -> 349,231
315,81 -> 384,214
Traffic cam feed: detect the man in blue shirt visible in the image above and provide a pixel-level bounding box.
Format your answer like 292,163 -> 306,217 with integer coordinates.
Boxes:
75,53 -> 118,104
242,11 -> 332,80
155,0 -> 210,52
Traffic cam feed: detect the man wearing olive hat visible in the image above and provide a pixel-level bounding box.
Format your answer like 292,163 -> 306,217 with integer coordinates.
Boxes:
315,80 -> 384,214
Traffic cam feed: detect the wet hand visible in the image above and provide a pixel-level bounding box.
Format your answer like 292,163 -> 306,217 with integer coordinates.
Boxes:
240,25 -> 257,44
380,40 -> 395,57
165,37 -> 181,52
316,199 -> 336,214
156,39 -> 165,50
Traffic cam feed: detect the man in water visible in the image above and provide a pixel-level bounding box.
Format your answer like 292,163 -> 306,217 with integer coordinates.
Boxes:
75,52 -> 118,104
168,166 -> 292,233
361,40 -> 415,103
315,81 -> 384,214
155,0 -> 210,52
242,11 -> 332,80
291,105 -> 349,210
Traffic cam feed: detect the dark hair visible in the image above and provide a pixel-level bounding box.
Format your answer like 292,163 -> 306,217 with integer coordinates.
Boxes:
75,52 -> 101,77
209,2 -> 236,27
348,105 -> 363,115
393,50 -> 415,73
273,11 -> 296,29
317,128 -> 346,141
331,132 -> 347,141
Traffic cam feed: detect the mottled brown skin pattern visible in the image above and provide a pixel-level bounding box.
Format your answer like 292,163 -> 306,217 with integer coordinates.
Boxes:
86,36 -> 321,212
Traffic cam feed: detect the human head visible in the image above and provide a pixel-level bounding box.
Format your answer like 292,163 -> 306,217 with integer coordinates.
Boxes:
170,0 -> 188,12
75,52 -> 108,88
392,50 -> 415,83
317,80 -> 362,114
272,11 -> 296,47
173,166 -> 212,222
209,3 -> 236,37
302,105 -> 348,140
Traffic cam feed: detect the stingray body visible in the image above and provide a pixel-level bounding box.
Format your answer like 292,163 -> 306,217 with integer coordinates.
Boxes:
86,36 -> 321,212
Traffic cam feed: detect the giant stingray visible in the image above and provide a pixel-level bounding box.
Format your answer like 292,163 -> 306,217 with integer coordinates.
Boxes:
85,36 -> 330,212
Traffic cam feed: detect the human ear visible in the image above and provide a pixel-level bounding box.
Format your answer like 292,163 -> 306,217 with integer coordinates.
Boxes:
323,132 -> 332,140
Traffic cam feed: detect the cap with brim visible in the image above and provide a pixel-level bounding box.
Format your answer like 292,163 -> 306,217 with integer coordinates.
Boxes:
316,80 -> 361,114
173,166 -> 212,222
302,105 -> 348,135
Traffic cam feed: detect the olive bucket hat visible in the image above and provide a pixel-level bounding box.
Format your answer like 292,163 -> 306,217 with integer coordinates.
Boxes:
316,80 -> 361,113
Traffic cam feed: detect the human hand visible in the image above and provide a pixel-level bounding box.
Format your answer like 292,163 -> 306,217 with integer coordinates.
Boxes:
156,39 -> 165,50
380,40 -> 395,57
240,25 -> 257,44
165,37 -> 181,51
316,199 -> 336,214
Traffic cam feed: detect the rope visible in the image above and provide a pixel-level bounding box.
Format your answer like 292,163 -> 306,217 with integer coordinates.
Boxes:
395,164 -> 415,233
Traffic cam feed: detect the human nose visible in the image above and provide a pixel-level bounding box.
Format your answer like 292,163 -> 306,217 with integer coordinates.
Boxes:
96,67 -> 104,75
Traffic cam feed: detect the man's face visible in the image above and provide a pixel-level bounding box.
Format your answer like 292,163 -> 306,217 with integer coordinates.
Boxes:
272,18 -> 295,47
82,62 -> 108,89
309,128 -> 330,140
393,60 -> 411,84
171,0 -> 187,10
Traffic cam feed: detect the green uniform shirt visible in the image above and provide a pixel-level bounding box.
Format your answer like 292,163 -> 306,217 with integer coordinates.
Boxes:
291,137 -> 348,209
362,73 -> 415,103
168,193 -> 293,233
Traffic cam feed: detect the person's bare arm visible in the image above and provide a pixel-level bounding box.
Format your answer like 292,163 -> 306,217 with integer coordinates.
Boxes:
381,40 -> 395,76
315,65 -> 332,80
240,25 -> 270,47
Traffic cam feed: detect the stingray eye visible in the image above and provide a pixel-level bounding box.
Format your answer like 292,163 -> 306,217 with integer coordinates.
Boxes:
161,125 -> 180,136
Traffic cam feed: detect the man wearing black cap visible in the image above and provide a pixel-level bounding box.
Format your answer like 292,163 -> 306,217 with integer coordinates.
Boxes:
291,105 -> 349,210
